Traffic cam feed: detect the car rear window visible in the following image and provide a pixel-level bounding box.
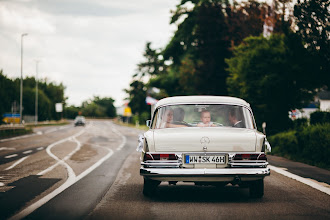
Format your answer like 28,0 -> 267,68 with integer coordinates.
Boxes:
152,104 -> 255,129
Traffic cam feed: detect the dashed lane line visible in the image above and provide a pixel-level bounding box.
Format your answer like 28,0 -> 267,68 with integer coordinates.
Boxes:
23,150 -> 33,154
5,156 -> 30,171
5,154 -> 18,159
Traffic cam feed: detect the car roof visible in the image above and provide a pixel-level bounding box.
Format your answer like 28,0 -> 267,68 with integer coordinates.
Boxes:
155,96 -> 250,108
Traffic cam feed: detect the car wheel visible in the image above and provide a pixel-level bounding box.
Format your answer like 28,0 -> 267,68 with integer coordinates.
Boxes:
143,178 -> 160,196
249,179 -> 264,198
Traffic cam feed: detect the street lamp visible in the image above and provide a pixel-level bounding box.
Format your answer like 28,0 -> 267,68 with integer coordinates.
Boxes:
20,33 -> 28,124
35,60 -> 40,125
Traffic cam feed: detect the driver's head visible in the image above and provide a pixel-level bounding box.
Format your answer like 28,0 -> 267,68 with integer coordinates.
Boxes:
173,108 -> 184,121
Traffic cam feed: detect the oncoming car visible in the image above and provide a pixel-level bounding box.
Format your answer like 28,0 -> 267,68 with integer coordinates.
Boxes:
74,116 -> 86,126
137,96 -> 271,198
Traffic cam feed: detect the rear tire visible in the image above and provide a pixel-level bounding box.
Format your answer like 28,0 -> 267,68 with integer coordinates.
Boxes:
143,178 -> 160,197
249,179 -> 264,198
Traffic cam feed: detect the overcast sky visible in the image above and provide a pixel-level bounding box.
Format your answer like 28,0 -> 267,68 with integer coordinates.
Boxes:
0,0 -> 179,106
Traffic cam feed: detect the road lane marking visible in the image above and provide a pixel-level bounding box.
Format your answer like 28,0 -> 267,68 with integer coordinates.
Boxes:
4,156 -> 30,171
37,147 -> 44,150
269,165 -> 330,196
37,131 -> 84,176
10,125 -> 117,220
23,150 -> 33,154
109,122 -> 127,151
5,154 -> 18,159
0,147 -> 16,151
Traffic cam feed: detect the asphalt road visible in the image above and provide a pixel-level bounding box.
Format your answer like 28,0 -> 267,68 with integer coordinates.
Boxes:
0,121 -> 329,220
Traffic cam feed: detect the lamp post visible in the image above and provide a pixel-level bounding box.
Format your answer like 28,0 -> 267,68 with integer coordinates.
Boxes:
35,60 -> 40,125
20,33 -> 28,124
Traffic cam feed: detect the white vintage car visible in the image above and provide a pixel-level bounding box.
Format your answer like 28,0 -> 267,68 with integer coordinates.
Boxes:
138,96 -> 271,198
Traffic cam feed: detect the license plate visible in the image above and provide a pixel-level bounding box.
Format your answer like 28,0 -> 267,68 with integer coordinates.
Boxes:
185,155 -> 226,164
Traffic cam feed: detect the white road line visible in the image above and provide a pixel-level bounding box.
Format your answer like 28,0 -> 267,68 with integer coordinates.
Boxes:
5,154 -> 18,159
109,123 -> 127,151
0,147 -> 16,151
37,147 -> 44,150
10,126 -> 118,220
4,156 -> 30,171
23,150 -> 33,154
269,165 -> 330,196
38,131 -> 84,176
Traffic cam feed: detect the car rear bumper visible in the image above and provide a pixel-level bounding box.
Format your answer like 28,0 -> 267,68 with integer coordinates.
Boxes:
140,167 -> 270,182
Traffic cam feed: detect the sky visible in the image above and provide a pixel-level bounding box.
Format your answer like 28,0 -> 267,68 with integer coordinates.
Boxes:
0,0 -> 180,107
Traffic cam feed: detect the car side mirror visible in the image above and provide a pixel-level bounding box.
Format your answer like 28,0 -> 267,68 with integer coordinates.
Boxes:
146,120 -> 151,128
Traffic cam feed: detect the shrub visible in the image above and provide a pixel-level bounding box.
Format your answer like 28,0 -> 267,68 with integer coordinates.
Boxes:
310,111 -> 330,125
268,123 -> 330,169
268,130 -> 298,156
292,118 -> 308,130
296,123 -> 330,168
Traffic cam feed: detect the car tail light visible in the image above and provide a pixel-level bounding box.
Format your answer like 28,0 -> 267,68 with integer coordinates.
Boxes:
144,153 -> 178,161
233,153 -> 267,161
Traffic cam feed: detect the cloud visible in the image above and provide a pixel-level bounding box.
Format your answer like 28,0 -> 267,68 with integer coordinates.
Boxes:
0,0 -> 179,107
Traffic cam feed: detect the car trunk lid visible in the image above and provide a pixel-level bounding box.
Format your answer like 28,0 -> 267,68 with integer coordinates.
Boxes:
153,127 -> 257,152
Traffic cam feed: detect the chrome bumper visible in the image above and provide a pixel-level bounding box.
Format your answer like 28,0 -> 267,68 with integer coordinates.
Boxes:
140,167 -> 270,177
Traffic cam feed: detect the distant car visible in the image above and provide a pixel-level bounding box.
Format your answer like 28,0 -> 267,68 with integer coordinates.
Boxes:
74,116 -> 86,126
138,96 -> 271,198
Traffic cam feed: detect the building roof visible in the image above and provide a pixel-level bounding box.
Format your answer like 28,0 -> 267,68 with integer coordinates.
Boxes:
319,91 -> 330,100
155,96 -> 250,108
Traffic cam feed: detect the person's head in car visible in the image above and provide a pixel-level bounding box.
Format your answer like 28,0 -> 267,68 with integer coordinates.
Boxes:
173,108 -> 185,122
198,110 -> 215,127
228,109 -> 243,128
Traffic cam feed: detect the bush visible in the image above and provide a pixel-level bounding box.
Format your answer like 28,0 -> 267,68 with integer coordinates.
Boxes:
268,123 -> 330,169
310,111 -> 330,125
292,118 -> 308,130
296,123 -> 330,168
268,130 -> 298,156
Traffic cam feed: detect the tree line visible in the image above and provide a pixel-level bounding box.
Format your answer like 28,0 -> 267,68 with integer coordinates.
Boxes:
0,70 -> 116,123
125,0 -> 329,134
0,70 -> 65,122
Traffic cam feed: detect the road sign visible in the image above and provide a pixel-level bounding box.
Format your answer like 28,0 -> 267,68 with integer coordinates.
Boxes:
55,103 -> 63,113
2,113 -> 20,123
123,107 -> 132,117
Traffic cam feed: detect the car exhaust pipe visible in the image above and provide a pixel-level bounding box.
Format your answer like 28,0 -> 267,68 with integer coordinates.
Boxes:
232,176 -> 241,185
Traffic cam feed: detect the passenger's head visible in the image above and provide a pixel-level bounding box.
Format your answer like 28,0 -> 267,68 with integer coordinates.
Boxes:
164,108 -> 174,123
173,108 -> 185,121
200,110 -> 211,124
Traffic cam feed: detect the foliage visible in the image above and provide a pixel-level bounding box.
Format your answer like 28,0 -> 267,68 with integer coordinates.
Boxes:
294,0 -> 330,87
0,127 -> 32,139
65,105 -> 81,119
269,123 -> 330,169
310,111 -> 330,125
292,118 -> 308,130
81,96 -> 116,118
268,130 -> 298,156
226,34 -> 323,134
0,70 -> 66,123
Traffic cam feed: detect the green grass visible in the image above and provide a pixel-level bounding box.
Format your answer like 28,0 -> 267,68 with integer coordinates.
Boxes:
0,127 -> 33,139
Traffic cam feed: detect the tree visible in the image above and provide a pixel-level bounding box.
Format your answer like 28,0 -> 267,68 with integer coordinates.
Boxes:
226,34 -> 323,134
93,96 -> 116,117
125,80 -> 151,123
294,0 -> 330,87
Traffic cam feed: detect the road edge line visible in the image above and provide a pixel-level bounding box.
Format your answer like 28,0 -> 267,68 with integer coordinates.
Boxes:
268,165 -> 330,196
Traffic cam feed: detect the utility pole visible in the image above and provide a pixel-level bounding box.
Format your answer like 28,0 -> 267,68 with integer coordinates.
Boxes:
35,60 -> 40,125
20,33 -> 28,124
